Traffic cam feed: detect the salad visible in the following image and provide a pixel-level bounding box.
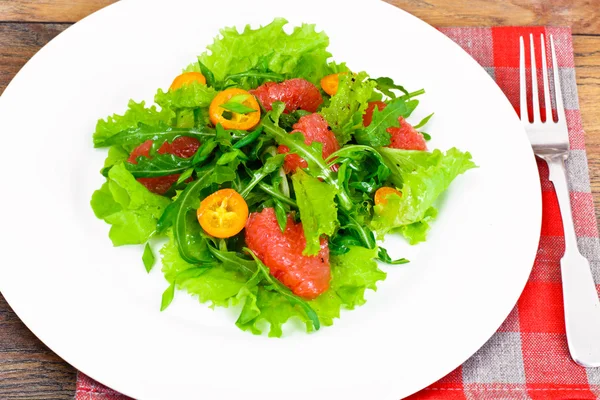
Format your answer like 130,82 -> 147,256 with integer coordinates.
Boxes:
91,18 -> 475,337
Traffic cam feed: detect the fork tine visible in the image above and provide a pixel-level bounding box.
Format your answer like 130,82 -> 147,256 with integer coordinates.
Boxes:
519,36 -> 529,123
529,34 -> 541,122
540,34 -> 552,122
550,35 -> 567,122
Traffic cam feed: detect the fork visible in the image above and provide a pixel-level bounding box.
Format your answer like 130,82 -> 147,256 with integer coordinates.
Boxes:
520,34 -> 600,367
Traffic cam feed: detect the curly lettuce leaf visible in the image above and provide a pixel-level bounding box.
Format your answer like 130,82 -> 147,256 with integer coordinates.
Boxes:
154,81 -> 216,110
103,146 -> 128,168
371,148 -> 476,239
291,170 -> 338,255
198,18 -> 332,84
354,97 -> 419,147
160,235 -> 385,337
329,245 -> 386,309
237,245 -> 385,336
320,72 -> 376,144
160,232 -> 246,306
90,163 -> 171,246
93,100 -> 173,147
398,206 -> 438,245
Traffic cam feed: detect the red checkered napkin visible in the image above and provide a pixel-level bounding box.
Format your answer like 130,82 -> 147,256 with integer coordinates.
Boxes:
76,27 -> 600,400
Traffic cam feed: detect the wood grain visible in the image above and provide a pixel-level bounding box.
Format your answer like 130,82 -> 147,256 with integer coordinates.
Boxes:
573,35 -> 600,222
0,23 -> 68,94
0,1 -> 599,399
1,0 -> 599,34
385,0 -> 600,35
0,295 -> 76,399
0,0 -> 114,23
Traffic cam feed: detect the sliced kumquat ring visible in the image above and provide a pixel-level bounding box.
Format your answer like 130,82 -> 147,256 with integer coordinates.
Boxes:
197,188 -> 249,238
170,72 -> 207,91
374,187 -> 402,205
320,72 -> 348,96
209,88 -> 261,130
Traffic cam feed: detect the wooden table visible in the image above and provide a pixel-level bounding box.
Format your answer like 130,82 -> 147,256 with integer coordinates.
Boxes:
0,1 -> 598,398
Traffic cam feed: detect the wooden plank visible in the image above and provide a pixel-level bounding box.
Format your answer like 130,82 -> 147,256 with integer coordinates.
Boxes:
0,0 -> 114,23
0,0 -> 598,34
0,23 -> 68,94
385,0 -> 600,35
0,295 -> 76,400
573,36 -> 600,223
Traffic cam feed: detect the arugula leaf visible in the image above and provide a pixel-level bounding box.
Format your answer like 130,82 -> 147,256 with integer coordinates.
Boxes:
121,153 -> 195,178
261,108 -> 353,211
245,249 -> 320,332
338,208 -> 376,250
291,170 -> 338,255
208,247 -> 257,277
90,163 -> 171,246
330,246 -> 386,309
154,81 -> 216,110
329,233 -> 363,256
257,181 -> 297,208
192,139 -> 219,165
320,72 -> 376,144
221,67 -> 286,91
354,97 -> 419,147
176,168 -> 194,185
278,110 -> 312,131
377,247 -> 409,265
371,148 -> 476,239
267,111 -> 358,211
273,198 -> 288,233
371,76 -> 409,99
240,154 -> 285,198
143,243 -> 156,272
93,100 -> 172,147
198,18 -> 332,84
95,123 -> 220,149
160,231 -> 246,307
172,166 -> 236,263
414,112 -> 434,129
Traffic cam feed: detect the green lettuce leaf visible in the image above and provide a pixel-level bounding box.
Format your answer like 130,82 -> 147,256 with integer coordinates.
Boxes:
291,169 -> 338,255
160,231 -> 246,306
154,81 -> 216,110
93,100 -> 173,147
354,97 -> 419,147
90,163 -> 171,245
159,235 -> 385,337
371,148 -> 476,239
237,245 -> 385,336
198,18 -> 332,84
103,146 -> 129,168
330,245 -> 386,309
320,72 -> 376,144
398,207 -> 438,245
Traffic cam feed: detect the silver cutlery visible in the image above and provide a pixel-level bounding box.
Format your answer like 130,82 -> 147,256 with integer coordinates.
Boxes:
520,33 -> 600,367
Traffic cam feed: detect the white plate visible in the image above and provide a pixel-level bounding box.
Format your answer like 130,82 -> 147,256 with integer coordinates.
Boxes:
0,0 -> 541,399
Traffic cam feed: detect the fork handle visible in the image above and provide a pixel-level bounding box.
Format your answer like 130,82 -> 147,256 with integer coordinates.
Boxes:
546,156 -> 600,367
